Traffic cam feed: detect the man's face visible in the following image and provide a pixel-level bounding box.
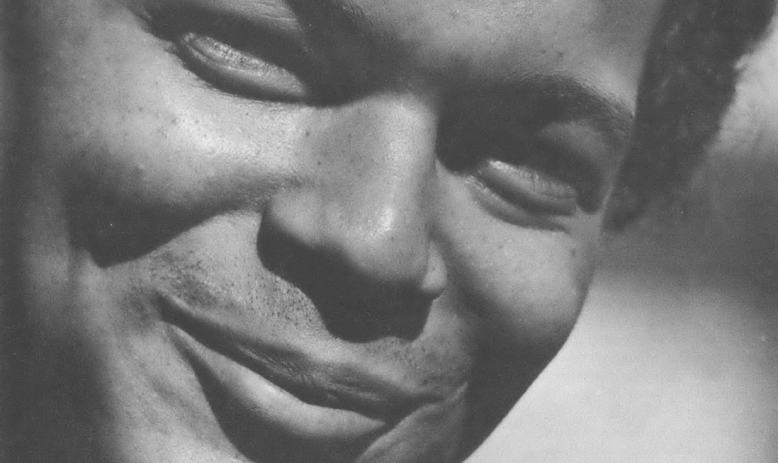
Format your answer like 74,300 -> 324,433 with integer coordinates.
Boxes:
16,0 -> 662,461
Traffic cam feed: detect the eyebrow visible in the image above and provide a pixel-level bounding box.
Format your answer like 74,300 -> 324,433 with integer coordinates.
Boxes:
280,2 -> 636,151
448,74 -> 635,160
308,1 -> 634,148
512,75 -> 635,153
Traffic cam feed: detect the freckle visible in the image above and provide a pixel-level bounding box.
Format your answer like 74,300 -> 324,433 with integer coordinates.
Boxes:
571,249 -> 577,258
557,51 -> 564,59
305,130 -> 311,137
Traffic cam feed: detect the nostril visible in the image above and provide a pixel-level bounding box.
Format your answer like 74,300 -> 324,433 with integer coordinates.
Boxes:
259,208 -> 444,301
262,189 -> 443,294
329,232 -> 430,294
258,191 -> 446,342
257,216 -> 435,342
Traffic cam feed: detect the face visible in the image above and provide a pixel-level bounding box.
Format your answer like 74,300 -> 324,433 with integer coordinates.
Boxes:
13,0 -> 662,461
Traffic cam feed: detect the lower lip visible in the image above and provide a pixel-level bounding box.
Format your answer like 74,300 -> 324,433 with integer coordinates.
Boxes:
168,325 -> 389,443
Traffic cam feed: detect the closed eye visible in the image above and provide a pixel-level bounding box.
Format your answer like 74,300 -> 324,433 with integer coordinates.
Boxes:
177,31 -> 309,102
147,7 -> 316,103
473,159 -> 580,216
438,121 -> 602,217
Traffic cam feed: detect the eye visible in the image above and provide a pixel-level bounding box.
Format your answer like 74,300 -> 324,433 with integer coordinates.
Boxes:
439,122 -> 601,217
149,8 -> 314,103
177,32 -> 308,102
474,157 -> 579,216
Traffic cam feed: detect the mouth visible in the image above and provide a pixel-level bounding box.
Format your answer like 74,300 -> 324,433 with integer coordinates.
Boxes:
157,291 -> 448,443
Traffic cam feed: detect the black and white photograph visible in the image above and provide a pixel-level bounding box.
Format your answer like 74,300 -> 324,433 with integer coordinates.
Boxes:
0,1 -> 776,462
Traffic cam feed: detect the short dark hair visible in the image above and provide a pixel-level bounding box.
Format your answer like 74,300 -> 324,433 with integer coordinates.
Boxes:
608,0 -> 776,229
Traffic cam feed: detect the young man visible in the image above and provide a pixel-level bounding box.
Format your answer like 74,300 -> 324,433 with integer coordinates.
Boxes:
3,0 -> 773,462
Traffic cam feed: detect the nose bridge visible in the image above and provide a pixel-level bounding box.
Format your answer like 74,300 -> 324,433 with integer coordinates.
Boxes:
322,96 -> 437,239
264,95 -> 446,297
317,96 -> 440,291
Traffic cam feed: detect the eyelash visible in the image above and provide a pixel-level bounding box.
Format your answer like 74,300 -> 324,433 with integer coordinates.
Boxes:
177,32 -> 309,102
148,8 -> 313,103
476,160 -> 579,215
438,124 -> 598,216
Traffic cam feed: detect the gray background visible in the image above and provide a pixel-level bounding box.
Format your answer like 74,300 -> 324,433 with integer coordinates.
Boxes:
468,23 -> 778,463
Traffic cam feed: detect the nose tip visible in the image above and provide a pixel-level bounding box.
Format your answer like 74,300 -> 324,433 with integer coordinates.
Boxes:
323,199 -> 447,299
262,189 -> 447,301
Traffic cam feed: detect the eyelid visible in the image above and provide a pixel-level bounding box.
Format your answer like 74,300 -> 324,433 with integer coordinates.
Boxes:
481,125 -> 608,214
474,160 -> 579,216
146,5 -> 317,102
177,31 -> 309,102
437,115 -> 602,218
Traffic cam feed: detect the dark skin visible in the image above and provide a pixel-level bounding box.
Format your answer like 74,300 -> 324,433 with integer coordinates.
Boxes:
9,0 -> 665,462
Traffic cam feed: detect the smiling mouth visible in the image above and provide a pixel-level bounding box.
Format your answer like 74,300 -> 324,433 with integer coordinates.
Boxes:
157,291 -> 447,437
223,342 -> 413,418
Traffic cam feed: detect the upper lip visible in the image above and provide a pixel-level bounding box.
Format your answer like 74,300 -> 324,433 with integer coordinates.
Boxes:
157,291 -> 440,420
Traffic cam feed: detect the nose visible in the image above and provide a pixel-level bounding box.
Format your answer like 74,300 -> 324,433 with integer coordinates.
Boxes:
260,95 -> 446,331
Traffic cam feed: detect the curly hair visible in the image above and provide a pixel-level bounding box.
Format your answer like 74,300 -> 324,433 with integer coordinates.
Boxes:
608,0 -> 776,229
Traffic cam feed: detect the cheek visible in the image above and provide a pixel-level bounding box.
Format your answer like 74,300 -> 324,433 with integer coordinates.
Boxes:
24,7 -> 311,262
26,1 -> 303,198
454,230 -> 593,351
436,183 -> 599,354
34,41 -> 300,209
434,187 -> 600,446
